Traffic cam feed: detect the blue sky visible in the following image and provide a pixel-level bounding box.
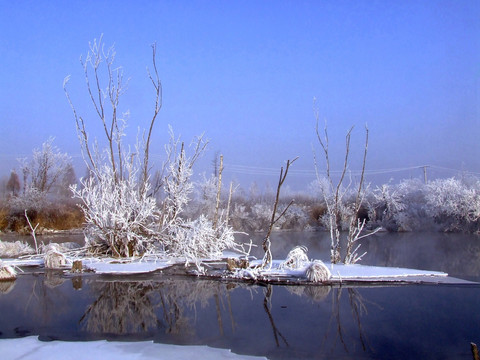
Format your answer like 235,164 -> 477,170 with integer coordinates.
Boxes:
0,0 -> 479,190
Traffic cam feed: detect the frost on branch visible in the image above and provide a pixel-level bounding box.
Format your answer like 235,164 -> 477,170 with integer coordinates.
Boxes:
306,260 -> 331,282
65,37 -> 238,265
158,131 -> 236,269
71,165 -> 159,257
280,246 -> 309,269
425,177 -> 480,232
0,261 -> 17,281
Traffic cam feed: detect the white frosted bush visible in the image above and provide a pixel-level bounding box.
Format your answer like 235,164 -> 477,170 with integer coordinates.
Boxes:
164,215 -> 236,271
43,244 -> 68,269
0,240 -> 35,258
280,246 -> 309,269
0,261 -> 17,280
425,178 -> 480,231
306,260 -> 331,282
71,165 -> 159,257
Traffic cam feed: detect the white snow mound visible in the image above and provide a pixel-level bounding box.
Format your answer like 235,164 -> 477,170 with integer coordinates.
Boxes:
0,336 -> 267,360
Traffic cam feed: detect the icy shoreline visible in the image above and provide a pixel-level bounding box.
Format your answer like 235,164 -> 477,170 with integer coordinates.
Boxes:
0,336 -> 266,360
2,254 -> 472,285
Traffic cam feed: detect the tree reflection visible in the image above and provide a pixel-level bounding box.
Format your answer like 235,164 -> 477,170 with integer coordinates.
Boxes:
79,278 -> 238,336
78,276 -> 375,356
323,287 -> 374,355
0,280 -> 15,294
263,285 -> 288,347
286,284 -> 374,355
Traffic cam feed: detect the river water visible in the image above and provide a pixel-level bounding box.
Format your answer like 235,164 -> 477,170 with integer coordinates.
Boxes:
0,231 -> 479,359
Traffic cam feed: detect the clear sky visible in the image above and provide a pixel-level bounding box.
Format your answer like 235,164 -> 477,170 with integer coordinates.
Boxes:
0,0 -> 479,190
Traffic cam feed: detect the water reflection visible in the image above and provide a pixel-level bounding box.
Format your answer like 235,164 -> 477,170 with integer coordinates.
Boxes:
1,231 -> 480,358
0,280 -> 15,294
263,285 -> 288,347
79,278 -> 245,337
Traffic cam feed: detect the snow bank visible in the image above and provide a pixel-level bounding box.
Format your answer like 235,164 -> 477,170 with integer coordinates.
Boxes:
238,259 -> 457,284
329,263 -> 447,280
82,258 -> 174,275
0,336 -> 266,360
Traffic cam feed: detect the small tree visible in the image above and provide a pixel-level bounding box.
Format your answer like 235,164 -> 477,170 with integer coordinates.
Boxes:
64,36 -> 162,256
6,170 -> 20,197
262,157 -> 298,268
313,103 -> 377,264
13,138 -> 72,210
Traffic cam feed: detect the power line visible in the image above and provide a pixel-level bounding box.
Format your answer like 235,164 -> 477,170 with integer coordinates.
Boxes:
222,163 -> 480,178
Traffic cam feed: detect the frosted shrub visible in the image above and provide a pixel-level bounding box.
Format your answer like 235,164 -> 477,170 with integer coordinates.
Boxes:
306,260 -> 331,282
276,204 -> 310,230
0,261 -> 16,281
229,204 -> 253,231
43,243 -> 68,269
164,215 -> 236,271
71,165 -> 159,257
369,184 -> 406,231
192,173 -> 219,219
394,178 -> 429,231
9,187 -> 48,212
64,37 -> 239,265
280,246 -> 309,269
426,178 -> 480,232
250,203 -> 273,231
0,240 -> 34,258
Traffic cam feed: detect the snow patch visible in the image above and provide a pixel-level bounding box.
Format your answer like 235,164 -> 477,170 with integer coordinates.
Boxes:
0,336 -> 266,360
82,258 -> 174,275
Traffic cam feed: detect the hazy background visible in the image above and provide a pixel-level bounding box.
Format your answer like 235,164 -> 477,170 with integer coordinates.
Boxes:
0,0 -> 479,190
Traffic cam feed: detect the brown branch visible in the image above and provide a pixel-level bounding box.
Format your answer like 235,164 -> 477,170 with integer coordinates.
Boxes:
262,157 -> 298,267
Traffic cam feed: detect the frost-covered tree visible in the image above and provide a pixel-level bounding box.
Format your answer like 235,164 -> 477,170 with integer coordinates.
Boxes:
19,138 -> 72,195
368,183 -> 406,231
56,163 -> 78,198
313,103 -> 376,264
64,36 -> 162,256
12,138 -> 72,211
71,165 -> 159,257
65,37 -> 236,264
425,177 -> 480,232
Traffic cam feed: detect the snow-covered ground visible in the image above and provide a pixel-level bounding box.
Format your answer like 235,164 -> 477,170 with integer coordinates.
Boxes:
0,336 -> 266,360
2,255 -> 468,284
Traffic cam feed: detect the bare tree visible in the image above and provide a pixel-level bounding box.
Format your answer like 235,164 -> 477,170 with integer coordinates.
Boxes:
313,103 -> 377,264
64,35 -> 161,192
262,157 -> 298,268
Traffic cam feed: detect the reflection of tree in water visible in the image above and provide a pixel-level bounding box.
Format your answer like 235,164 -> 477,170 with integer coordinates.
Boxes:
17,271 -> 72,328
287,284 -> 375,355
324,287 -> 375,355
286,284 -> 331,302
80,281 -> 158,334
79,279 -> 237,336
263,285 -> 288,347
0,280 -> 16,294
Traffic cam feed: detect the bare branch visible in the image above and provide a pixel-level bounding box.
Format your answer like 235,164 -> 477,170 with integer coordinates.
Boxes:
262,157 -> 298,268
